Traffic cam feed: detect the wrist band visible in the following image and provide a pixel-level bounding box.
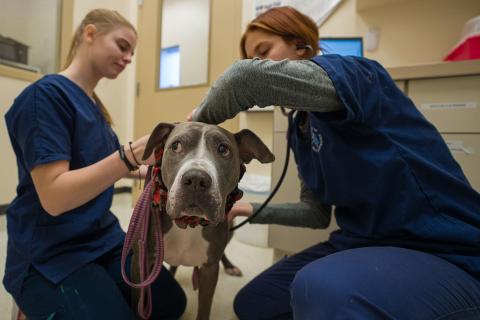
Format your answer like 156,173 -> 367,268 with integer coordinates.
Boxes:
118,145 -> 137,172
129,141 -> 142,166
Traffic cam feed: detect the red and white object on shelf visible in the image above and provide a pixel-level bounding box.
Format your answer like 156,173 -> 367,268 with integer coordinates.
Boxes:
444,16 -> 480,61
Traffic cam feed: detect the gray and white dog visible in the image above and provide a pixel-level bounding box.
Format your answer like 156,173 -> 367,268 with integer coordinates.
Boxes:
133,122 -> 274,320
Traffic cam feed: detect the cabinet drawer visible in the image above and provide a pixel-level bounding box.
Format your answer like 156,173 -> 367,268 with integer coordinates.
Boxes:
271,132 -> 300,202
442,134 -> 480,192
273,107 -> 289,132
408,75 -> 480,133
395,80 -> 406,93
268,220 -> 338,253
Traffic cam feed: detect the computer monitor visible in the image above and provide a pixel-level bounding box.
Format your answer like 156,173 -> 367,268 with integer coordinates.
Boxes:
319,37 -> 363,57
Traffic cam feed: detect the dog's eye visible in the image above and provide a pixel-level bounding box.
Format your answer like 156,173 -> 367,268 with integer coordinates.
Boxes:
217,144 -> 230,157
171,141 -> 182,153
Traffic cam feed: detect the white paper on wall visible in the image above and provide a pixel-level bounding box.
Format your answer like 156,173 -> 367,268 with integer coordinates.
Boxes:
445,140 -> 475,155
254,0 -> 342,26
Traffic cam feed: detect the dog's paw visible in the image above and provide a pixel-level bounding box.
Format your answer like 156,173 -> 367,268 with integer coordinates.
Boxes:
224,266 -> 243,277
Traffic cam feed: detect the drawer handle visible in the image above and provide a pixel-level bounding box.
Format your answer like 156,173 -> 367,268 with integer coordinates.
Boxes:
445,140 -> 475,155
421,101 -> 477,110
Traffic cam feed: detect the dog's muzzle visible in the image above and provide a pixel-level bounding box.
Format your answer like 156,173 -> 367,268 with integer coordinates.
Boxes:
152,148 -> 245,229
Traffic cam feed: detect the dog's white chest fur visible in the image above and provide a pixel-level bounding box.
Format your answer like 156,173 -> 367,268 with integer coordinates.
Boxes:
164,225 -> 209,267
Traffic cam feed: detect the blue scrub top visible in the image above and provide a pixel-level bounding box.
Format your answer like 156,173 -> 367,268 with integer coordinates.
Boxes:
290,54 -> 480,279
4,74 -> 125,298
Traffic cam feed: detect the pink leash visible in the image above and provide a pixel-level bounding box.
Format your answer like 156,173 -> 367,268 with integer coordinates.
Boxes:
121,179 -> 164,319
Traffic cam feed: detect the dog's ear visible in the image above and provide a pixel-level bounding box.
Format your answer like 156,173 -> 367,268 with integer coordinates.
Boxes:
234,129 -> 275,164
142,123 -> 175,160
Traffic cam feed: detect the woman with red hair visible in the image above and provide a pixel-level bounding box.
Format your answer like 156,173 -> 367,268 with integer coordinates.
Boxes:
190,6 -> 480,320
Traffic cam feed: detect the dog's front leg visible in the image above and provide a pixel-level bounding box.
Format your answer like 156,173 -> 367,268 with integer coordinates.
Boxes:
196,262 -> 220,320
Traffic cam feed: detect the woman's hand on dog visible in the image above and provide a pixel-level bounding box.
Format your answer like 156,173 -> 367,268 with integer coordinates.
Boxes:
186,108 -> 198,121
227,202 -> 253,222
128,134 -> 156,166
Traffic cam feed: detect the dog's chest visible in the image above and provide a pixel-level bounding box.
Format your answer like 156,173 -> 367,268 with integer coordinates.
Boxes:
164,225 -> 209,267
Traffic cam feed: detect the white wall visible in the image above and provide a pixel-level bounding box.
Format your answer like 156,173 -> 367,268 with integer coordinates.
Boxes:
0,0 -> 60,73
161,0 -> 210,86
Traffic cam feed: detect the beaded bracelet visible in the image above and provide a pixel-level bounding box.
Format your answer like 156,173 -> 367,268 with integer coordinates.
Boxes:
118,145 -> 138,172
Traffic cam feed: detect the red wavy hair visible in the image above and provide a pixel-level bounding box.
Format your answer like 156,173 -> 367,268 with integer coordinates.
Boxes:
240,6 -> 319,59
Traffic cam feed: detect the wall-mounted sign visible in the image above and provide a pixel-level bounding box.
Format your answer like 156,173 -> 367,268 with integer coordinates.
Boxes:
254,0 -> 342,26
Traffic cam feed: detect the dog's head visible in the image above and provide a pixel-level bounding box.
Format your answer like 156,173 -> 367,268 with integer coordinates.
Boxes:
143,122 -> 274,225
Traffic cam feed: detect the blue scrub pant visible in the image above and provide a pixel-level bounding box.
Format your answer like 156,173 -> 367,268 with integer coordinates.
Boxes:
15,245 -> 186,320
234,243 -> 480,320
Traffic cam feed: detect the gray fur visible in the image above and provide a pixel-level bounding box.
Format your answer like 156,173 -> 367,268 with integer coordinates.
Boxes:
133,122 -> 274,320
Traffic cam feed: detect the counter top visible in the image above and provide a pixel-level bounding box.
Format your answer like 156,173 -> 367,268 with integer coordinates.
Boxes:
387,59 -> 480,80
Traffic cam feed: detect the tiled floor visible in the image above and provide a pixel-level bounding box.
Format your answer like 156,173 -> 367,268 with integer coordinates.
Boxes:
0,193 -> 274,319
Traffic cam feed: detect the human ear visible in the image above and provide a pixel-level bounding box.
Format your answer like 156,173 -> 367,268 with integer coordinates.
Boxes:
83,24 -> 97,44
296,44 -> 313,58
296,48 -> 307,58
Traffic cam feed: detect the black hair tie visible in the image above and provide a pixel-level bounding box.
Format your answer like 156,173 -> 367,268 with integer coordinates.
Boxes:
129,141 -> 142,166
118,145 -> 137,171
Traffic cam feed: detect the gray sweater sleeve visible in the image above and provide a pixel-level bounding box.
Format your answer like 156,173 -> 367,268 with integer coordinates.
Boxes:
249,177 -> 332,229
194,58 -> 338,229
192,58 -> 343,123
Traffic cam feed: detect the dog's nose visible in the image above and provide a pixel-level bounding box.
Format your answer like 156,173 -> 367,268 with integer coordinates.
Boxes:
181,169 -> 212,191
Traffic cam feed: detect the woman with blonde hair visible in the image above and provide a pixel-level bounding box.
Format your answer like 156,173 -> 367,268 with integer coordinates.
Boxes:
190,6 -> 480,320
5,9 -> 185,319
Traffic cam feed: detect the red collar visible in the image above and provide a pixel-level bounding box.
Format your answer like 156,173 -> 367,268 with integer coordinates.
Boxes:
151,148 -> 244,228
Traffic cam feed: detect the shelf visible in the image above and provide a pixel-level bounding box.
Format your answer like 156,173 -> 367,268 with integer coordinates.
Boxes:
387,59 -> 480,81
0,63 -> 42,82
